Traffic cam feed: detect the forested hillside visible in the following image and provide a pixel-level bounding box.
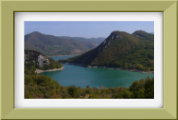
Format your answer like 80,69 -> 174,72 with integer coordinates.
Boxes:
61,30 -> 154,71
25,32 -> 104,56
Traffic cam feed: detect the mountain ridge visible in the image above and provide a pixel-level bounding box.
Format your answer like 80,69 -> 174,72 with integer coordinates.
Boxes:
60,30 -> 154,71
25,32 -> 105,56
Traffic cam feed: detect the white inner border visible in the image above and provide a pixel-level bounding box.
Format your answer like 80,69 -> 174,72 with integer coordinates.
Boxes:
15,12 -> 163,108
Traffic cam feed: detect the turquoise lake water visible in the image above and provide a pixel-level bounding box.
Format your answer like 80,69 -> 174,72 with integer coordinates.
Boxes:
40,56 -> 154,88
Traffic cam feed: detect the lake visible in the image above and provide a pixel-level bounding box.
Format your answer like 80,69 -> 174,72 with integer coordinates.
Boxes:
40,56 -> 154,88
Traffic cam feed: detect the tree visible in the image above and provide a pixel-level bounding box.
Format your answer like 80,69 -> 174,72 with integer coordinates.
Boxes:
68,86 -> 78,98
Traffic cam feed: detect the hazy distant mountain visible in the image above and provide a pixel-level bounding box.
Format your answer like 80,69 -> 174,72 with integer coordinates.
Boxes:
59,36 -> 105,46
61,30 -> 154,71
25,32 -> 104,56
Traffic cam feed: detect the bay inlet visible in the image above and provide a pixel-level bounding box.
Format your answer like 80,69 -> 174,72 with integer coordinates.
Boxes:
39,56 -> 154,88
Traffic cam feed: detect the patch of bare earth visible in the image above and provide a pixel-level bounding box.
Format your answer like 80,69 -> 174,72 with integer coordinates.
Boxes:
71,49 -> 82,54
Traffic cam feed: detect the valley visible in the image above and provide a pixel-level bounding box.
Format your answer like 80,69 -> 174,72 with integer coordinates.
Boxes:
24,29 -> 154,99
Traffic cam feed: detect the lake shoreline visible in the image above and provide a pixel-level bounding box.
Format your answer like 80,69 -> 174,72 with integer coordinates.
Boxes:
35,66 -> 64,74
62,62 -> 154,73
48,54 -> 79,57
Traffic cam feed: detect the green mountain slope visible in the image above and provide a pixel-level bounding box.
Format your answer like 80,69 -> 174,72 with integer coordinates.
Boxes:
25,32 -> 102,56
61,30 -> 154,71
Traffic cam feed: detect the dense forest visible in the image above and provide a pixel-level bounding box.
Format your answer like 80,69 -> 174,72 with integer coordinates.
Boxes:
60,30 -> 154,71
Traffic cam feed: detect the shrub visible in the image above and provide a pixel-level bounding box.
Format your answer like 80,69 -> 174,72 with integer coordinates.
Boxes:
44,93 -> 51,98
85,89 -> 91,94
68,86 -> 78,98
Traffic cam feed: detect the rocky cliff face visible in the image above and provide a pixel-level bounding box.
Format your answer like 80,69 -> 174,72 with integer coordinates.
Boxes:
25,50 -> 50,67
25,50 -> 62,70
37,55 -> 50,67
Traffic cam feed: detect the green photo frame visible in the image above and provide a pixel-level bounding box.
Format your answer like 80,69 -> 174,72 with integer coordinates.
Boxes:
0,0 -> 177,119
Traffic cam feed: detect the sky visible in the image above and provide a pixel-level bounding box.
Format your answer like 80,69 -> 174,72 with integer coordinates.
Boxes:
25,21 -> 154,38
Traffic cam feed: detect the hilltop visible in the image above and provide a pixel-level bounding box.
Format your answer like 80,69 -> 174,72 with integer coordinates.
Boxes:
60,30 -> 154,71
25,31 -> 105,56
